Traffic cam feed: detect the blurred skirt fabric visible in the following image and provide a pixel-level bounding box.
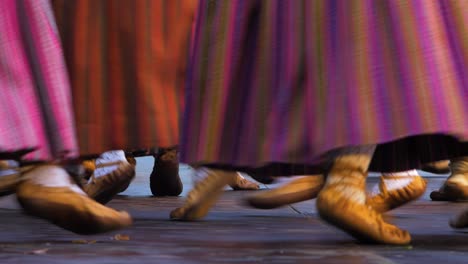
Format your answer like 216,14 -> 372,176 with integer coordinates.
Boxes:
181,0 -> 468,169
0,0 -> 78,161
52,0 -> 197,156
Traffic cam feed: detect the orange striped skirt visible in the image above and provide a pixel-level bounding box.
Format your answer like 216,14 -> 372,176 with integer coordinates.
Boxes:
52,0 -> 197,156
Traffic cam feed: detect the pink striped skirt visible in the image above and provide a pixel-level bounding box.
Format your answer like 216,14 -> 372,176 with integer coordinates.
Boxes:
0,0 -> 78,161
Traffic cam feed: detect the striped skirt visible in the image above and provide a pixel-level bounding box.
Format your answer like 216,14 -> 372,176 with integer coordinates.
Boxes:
0,0 -> 78,161
181,0 -> 468,170
52,0 -> 197,156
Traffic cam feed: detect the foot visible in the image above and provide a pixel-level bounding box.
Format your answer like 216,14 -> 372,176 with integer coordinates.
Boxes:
245,170 -> 276,184
170,168 -> 236,221
421,160 -> 450,174
83,162 -> 135,204
367,173 -> 427,213
150,147 -> 183,196
0,160 -> 22,196
430,180 -> 468,201
245,175 -> 324,209
317,169 -> 411,245
16,165 -> 132,235
430,158 -> 468,201
82,151 -> 136,204
229,173 -> 260,191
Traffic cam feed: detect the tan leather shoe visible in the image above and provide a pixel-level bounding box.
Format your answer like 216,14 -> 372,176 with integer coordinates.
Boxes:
0,161 -> 23,196
83,161 -> 135,204
431,181 -> 468,201
16,165 -> 132,235
367,175 -> 427,213
0,173 -> 21,196
421,160 -> 450,174
317,169 -> 411,245
170,169 -> 237,221
430,158 -> 468,201
229,173 -> 260,191
245,175 -> 324,209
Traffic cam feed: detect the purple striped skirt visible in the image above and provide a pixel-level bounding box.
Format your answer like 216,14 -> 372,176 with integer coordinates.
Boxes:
181,0 -> 468,170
